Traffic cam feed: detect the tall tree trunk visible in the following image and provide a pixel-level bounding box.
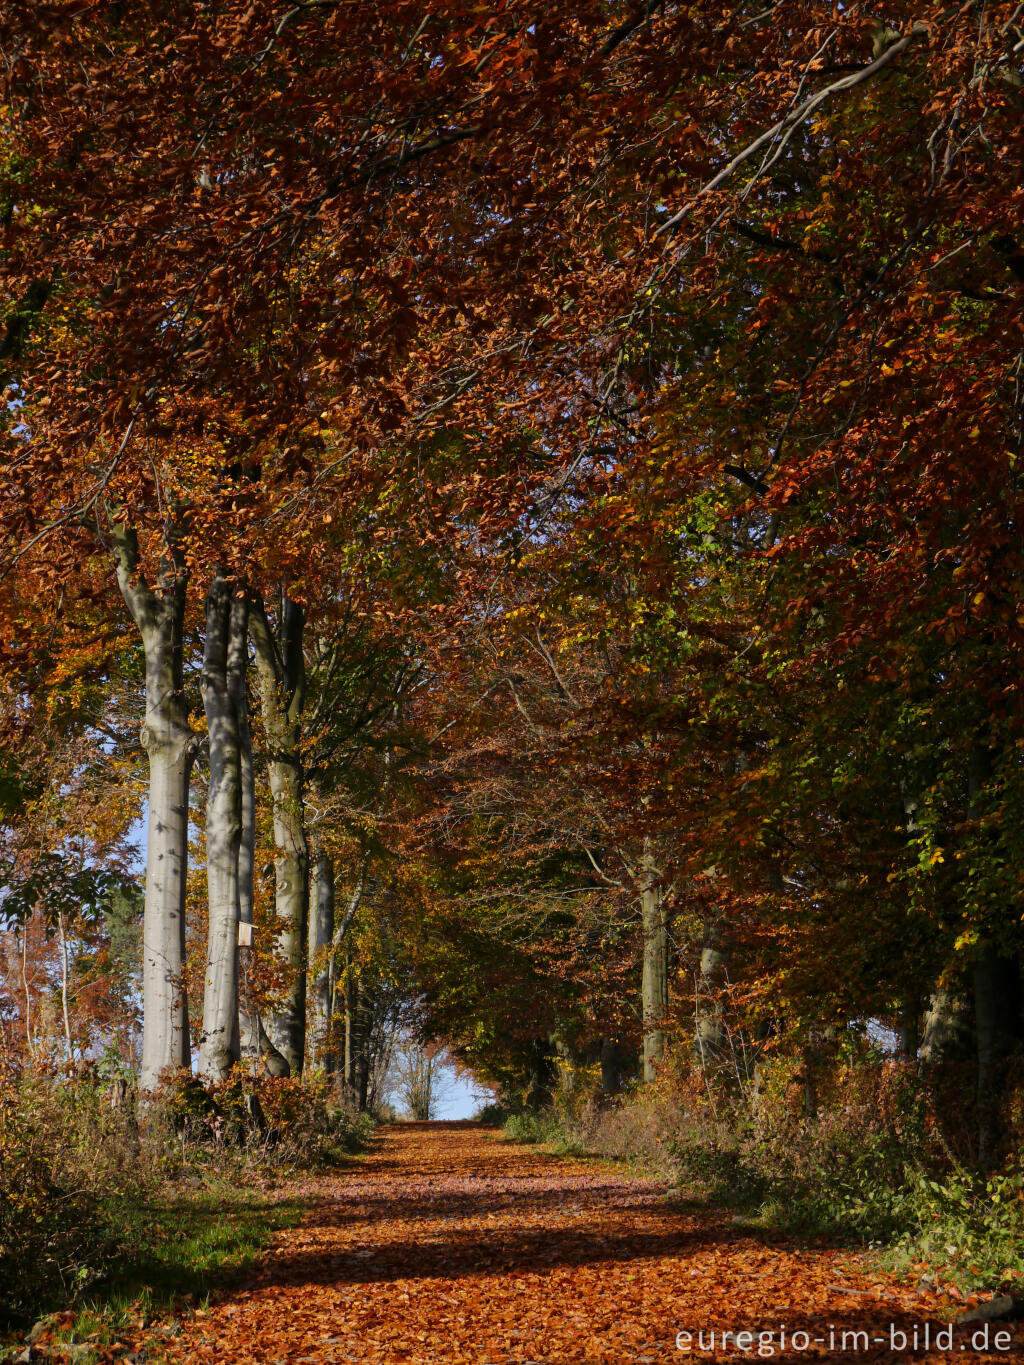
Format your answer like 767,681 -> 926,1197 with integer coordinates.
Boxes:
640,842 -> 667,1082
349,972 -> 365,1106
974,944 -> 1020,1169
233,675 -> 289,1077
57,910 -> 73,1063
599,1037 -> 627,1095
919,982 -> 970,1063
968,739 -> 1023,1169
323,850 -> 369,1080
112,524 -> 196,1091
250,592 -> 308,1077
343,951 -> 354,1094
346,970 -> 377,1111
900,751 -> 971,1072
898,1001 -> 920,1059
20,921 -> 33,1056
307,847 -> 335,1070
198,577 -> 247,1080
695,939 -> 727,1067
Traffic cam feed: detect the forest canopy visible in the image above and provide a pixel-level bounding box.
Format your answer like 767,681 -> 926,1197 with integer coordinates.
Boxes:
0,0 -> 1022,1178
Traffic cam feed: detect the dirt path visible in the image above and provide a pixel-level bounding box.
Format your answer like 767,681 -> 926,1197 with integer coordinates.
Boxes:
163,1122 -> 1020,1363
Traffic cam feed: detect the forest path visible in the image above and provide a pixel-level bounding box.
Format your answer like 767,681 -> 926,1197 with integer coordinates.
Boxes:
164,1121 -> 999,1363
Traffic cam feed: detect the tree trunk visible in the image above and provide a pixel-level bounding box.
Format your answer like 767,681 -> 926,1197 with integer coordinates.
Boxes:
599,1037 -> 628,1094
695,940 -> 727,1066
347,970 -> 365,1106
57,910 -> 73,1063
20,921 -> 33,1056
307,848 -> 335,1070
198,577 -> 247,1080
250,592 -> 308,1076
523,1037 -> 554,1110
967,739 -> 1023,1168
343,954 -> 354,1092
346,970 -> 378,1111
322,851 -> 370,1076
919,982 -> 970,1063
899,752 -> 963,1070
898,1001 -> 920,1059
358,1045 -> 370,1112
974,942 -> 1021,1169
233,672 -> 289,1078
237,657 -> 255,929
640,843 -> 667,1082
112,524 -> 196,1091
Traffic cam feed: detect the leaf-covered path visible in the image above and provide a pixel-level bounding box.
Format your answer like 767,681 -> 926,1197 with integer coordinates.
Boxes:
163,1123 -> 1015,1363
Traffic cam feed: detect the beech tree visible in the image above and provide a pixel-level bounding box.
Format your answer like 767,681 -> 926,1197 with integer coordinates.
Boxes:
197,575 -> 248,1080
2,0 -> 1022,1164
110,524 -> 197,1087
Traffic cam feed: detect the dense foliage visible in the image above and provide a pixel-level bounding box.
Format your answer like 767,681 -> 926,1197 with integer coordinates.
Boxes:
1,0 -> 1023,1311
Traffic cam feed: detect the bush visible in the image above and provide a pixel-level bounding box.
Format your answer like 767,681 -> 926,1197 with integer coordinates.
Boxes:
473,1100 -> 511,1125
150,1071 -> 375,1171
0,1070 -> 148,1326
0,1066 -> 374,1328
891,1162 -> 1024,1292
514,1044 -> 1024,1292
503,1110 -> 563,1145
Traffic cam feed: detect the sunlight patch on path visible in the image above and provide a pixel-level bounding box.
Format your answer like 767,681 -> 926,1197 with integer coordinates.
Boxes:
162,1121 -> 992,1363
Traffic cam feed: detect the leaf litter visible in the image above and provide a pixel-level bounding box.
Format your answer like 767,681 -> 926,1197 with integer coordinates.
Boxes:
103,1123 -> 1024,1362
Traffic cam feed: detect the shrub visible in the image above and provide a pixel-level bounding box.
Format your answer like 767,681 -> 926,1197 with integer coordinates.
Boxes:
503,1110 -> 563,1145
0,1069 -> 147,1326
240,1074 -> 373,1164
529,1044 -> 1023,1291
0,1066 -> 374,1328
473,1100 -> 510,1125
149,1071 -> 374,1171
891,1162 -> 1024,1292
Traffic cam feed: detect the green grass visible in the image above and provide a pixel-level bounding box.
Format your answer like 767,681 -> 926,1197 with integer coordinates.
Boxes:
6,1176 -> 307,1362
501,1111 -> 563,1145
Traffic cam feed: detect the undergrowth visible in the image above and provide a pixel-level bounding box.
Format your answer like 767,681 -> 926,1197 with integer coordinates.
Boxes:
0,1065 -> 374,1339
502,1047 -> 1024,1296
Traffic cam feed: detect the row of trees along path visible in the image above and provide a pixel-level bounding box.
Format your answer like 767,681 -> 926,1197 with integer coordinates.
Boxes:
2,0 -> 1024,1283
133,1122 -> 998,1365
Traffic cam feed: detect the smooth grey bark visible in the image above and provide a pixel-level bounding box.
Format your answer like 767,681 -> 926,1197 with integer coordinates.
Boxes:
640,843 -> 668,1082
695,940 -> 727,1066
919,982 -> 970,1062
234,675 -> 288,1077
198,577 -> 248,1080
57,910 -> 73,1062
307,848 -> 335,1070
238,677 -> 255,930
250,592 -> 308,1077
112,524 -> 196,1091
